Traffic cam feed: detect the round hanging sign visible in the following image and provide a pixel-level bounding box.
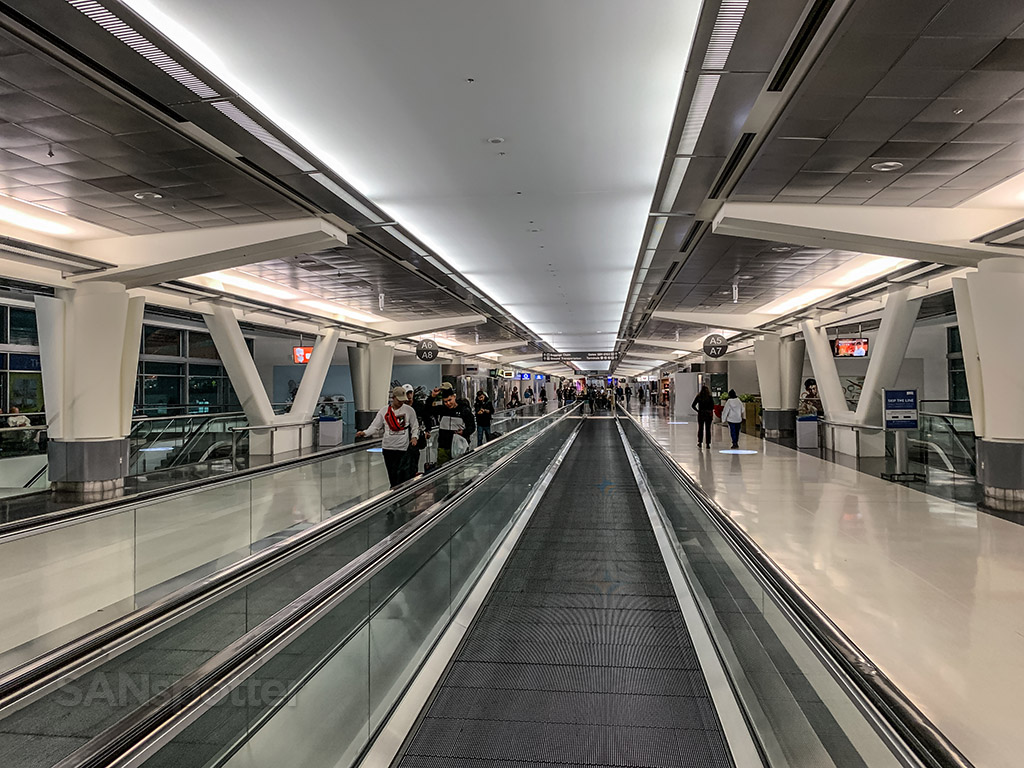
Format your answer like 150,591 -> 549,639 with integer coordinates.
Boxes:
416,339 -> 440,361
702,334 -> 729,358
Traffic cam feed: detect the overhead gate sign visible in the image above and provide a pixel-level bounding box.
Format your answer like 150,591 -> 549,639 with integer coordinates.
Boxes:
542,351 -> 617,362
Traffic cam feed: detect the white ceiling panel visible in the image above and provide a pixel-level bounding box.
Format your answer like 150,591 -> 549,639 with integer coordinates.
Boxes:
122,0 -> 700,351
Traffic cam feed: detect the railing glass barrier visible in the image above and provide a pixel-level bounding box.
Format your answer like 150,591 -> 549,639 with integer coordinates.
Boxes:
0,406 -> 579,768
620,414 -> 948,768
0,405 -> 575,674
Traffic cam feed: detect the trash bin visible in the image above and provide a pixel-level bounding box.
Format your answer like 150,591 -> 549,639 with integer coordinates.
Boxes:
796,415 -> 818,449
319,417 -> 344,447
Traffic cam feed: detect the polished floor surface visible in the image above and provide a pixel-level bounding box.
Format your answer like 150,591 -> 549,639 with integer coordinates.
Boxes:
629,403 -> 1024,768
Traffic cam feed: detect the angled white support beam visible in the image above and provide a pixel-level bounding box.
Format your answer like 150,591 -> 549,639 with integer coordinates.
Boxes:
75,219 -> 347,288
632,339 -> 701,353
288,328 -> 340,422
713,202 -> 1022,268
205,304 -> 276,425
377,314 -> 485,340
854,287 -> 922,426
652,310 -> 776,332
800,319 -> 852,423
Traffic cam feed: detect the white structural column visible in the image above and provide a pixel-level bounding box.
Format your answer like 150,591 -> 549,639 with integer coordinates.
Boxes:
754,334 -> 805,436
854,286 -> 922,426
205,306 -> 339,456
350,342 -> 396,429
955,258 -> 1024,511
34,282 -> 144,493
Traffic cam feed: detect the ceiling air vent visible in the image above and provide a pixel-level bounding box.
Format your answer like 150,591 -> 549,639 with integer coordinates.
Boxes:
678,221 -> 705,254
708,132 -> 756,199
766,0 -> 837,92
65,0 -> 221,100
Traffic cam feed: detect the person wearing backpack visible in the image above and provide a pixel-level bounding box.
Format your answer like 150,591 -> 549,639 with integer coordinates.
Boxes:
357,386 -> 421,487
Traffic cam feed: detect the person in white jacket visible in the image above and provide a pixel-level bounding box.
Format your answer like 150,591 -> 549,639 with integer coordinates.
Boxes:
722,390 -> 744,449
357,386 -> 421,487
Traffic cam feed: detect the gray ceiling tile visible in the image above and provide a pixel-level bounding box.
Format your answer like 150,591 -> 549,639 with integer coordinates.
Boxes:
929,142 -> 1008,160
897,36 -> 1001,70
975,39 -> 1024,70
913,158 -> 979,174
17,115 -> 109,143
0,92 -> 64,121
0,123 -> 50,147
828,120 -> 904,142
0,53 -> 73,89
45,160 -> 121,180
943,70 -> 1024,100
103,153 -> 175,175
1,185 -> 59,201
874,141 -> 944,158
888,173 -> 959,189
955,122 -> 1024,142
802,154 -> 865,173
803,64 -> 889,99
842,96 -> 933,124
910,188 -> 977,207
890,121 -> 967,142
6,142 -> 82,165
774,117 -> 841,140
4,165 -> 68,185
870,67 -> 964,98
0,148 -> 35,170
914,97 -> 1003,122
983,98 -> 1024,123
925,0 -> 1024,38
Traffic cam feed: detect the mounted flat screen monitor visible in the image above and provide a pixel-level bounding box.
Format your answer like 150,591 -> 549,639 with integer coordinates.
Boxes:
293,346 -> 313,364
833,338 -> 868,357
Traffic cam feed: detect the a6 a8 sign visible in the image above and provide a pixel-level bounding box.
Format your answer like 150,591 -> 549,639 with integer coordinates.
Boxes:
702,333 -> 729,359
416,339 -> 440,361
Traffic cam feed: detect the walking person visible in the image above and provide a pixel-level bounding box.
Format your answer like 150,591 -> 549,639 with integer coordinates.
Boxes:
722,389 -> 744,449
509,386 -> 522,408
473,390 -> 494,446
624,384 -> 633,407
356,386 -> 421,487
523,385 -> 534,404
430,386 -> 476,467
691,385 -> 716,449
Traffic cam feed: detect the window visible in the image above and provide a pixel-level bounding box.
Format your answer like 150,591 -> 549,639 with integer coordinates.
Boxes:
187,330 -> 219,360
8,308 -> 38,346
0,308 -> 7,344
946,326 -> 970,415
143,326 -> 182,357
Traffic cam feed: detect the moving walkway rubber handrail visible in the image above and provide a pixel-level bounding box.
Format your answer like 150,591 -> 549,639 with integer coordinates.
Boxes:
616,407 -> 973,768
47,403 -> 581,768
0,403 -> 580,722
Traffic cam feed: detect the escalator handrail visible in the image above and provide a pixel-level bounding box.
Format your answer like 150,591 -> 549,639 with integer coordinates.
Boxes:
46,403 -> 581,768
918,411 -> 976,472
616,406 -> 973,768
0,403 -> 579,721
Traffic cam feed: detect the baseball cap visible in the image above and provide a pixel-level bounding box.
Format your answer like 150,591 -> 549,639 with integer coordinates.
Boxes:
440,381 -> 455,392
391,385 -> 407,399
402,384 -> 414,393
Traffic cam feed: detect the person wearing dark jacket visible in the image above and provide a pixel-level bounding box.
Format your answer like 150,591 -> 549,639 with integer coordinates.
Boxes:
691,385 -> 716,449
430,387 -> 476,466
473,390 -> 494,445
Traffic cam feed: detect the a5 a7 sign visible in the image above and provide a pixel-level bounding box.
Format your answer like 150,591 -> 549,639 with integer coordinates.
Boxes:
702,334 -> 729,359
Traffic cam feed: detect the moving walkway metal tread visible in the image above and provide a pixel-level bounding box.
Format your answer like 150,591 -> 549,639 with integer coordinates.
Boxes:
399,420 -> 733,768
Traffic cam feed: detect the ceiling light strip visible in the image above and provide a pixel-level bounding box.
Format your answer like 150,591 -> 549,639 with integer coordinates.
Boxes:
306,173 -> 382,222
677,74 -> 721,155
212,101 -> 317,172
647,217 -> 668,252
65,0 -> 220,99
659,157 -> 691,213
702,0 -> 749,70
382,226 -> 429,257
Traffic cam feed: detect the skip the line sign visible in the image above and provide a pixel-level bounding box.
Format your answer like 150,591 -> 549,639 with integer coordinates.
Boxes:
542,351 -> 617,363
883,388 -> 918,430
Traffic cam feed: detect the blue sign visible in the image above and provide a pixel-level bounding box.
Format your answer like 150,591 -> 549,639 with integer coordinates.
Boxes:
884,389 -> 918,429
516,372 -> 532,380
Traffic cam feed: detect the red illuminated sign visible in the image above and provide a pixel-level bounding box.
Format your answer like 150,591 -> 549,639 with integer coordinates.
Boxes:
293,346 -> 313,364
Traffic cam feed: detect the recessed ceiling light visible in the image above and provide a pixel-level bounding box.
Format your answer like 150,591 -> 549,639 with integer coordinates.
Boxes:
870,161 -> 904,172
487,137 -> 505,144
133,191 -> 164,200
771,246 -> 791,252
952,107 -> 964,115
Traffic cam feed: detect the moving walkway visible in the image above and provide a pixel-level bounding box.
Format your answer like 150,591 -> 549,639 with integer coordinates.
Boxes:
0,409 -> 971,768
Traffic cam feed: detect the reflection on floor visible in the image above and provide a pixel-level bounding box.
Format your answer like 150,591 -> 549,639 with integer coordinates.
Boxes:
767,435 -> 983,509
627,403 -> 1024,768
